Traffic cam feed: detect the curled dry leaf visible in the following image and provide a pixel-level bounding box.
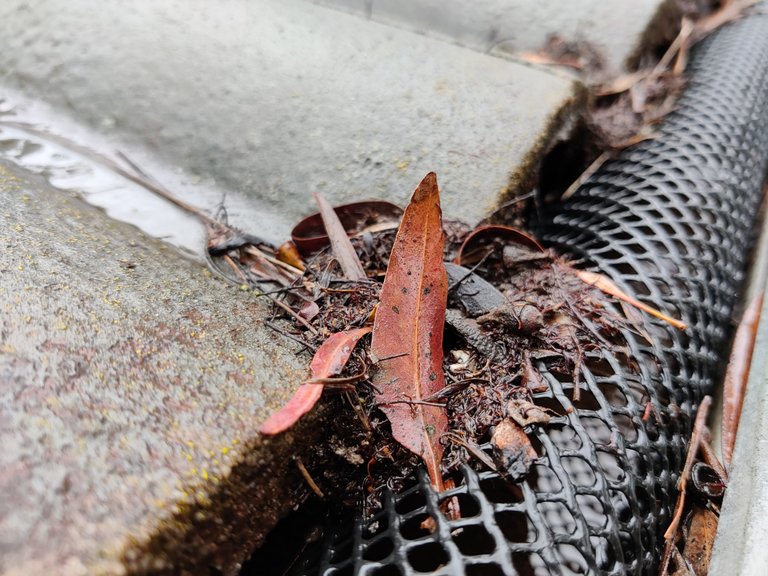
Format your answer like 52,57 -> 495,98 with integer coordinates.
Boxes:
506,398 -> 553,427
371,172 -> 449,492
276,241 -> 306,271
299,301 -> 321,322
491,418 -> 537,481
574,269 -> 687,330
681,506 -> 719,576
259,327 -> 371,435
291,200 -> 403,255
313,192 -> 367,281
455,224 -> 544,266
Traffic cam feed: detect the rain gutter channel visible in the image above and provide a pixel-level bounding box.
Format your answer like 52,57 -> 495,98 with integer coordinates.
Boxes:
291,7 -> 768,576
709,193 -> 768,573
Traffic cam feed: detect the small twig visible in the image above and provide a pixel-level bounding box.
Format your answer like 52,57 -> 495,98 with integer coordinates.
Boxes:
295,457 -> 325,499
344,390 -> 372,434
651,18 -> 694,79
722,292 -> 763,469
264,322 -> 316,353
422,379 -> 478,402
660,396 -> 712,574
448,249 -> 495,291
222,254 -> 248,282
561,152 -> 611,201
370,351 -> 409,363
302,369 -> 368,388
269,296 -> 319,335
444,432 -> 499,473
260,250 -> 306,277
378,399 -> 448,408
314,191 -> 367,281
252,285 -> 309,297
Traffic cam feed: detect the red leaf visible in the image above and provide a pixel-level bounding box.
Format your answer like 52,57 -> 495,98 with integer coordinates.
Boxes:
259,327 -> 371,435
313,192 -> 367,281
370,172 -> 449,492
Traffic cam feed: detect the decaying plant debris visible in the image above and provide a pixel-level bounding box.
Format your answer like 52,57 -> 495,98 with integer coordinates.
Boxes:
240,173 -> 687,524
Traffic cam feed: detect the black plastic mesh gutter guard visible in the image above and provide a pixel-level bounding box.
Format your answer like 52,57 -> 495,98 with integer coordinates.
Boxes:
294,10 -> 768,576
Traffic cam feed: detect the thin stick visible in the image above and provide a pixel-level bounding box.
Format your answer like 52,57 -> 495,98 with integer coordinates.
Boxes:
259,250 -> 305,277
222,254 -> 248,283
302,369 -> 368,387
344,390 -> 372,434
378,399 -> 448,408
295,457 -> 325,498
722,293 -> 763,469
313,191 -> 367,281
660,396 -> 712,574
651,18 -> 693,78
264,322 -> 315,353
561,152 -> 611,201
444,432 -> 499,473
269,296 -> 319,335
449,248 -> 495,290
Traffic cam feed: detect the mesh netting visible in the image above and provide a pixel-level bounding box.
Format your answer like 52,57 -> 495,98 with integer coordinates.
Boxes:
293,11 -> 768,576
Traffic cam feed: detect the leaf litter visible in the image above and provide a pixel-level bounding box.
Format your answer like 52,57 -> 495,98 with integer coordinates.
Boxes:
222,171 -> 689,528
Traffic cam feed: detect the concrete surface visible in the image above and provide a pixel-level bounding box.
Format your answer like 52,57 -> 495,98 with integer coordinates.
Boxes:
0,160 -> 331,575
709,203 -> 768,575
313,0 -> 678,79
0,0 -> 581,231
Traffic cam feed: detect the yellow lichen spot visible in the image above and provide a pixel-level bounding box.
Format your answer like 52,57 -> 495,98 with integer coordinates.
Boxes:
396,159 -> 411,171
202,469 -> 209,481
220,446 -> 230,455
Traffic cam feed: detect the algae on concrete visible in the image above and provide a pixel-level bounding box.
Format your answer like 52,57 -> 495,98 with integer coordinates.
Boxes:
0,161 -> 329,575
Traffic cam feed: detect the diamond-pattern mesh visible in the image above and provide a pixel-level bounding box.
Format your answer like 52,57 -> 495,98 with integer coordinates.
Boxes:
294,11 -> 768,576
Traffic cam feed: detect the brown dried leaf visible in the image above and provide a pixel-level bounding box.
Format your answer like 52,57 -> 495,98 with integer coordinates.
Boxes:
371,172 -> 449,492
506,398 -> 552,427
682,505 -> 719,576
491,418 -> 537,481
